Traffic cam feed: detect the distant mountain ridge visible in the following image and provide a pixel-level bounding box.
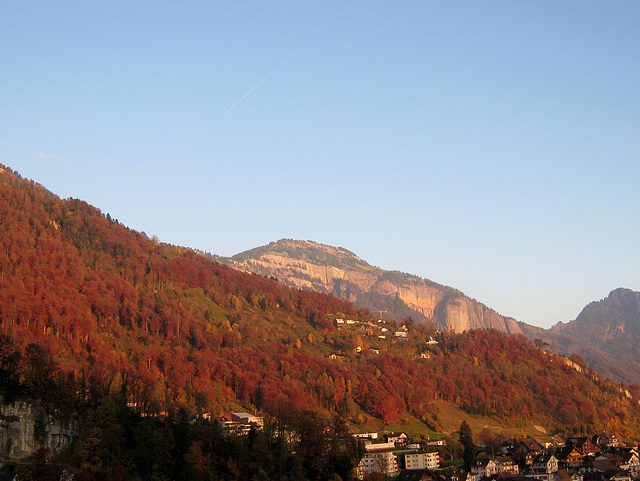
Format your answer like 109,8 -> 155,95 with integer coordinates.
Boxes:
221,239 -> 524,335
222,241 -> 640,386
518,288 -> 640,386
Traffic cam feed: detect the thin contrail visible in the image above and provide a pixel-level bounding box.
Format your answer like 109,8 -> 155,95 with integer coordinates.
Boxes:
225,58 -> 289,114
225,30 -> 320,114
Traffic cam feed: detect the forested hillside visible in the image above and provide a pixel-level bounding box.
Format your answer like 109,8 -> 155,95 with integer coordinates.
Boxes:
1,164 -> 640,470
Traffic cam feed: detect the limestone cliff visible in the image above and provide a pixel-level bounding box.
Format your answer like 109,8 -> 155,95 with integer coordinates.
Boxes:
221,239 -> 522,334
0,398 -> 79,459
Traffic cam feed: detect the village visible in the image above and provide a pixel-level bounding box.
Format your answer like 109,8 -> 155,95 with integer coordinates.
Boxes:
221,412 -> 637,481
331,317 -> 437,358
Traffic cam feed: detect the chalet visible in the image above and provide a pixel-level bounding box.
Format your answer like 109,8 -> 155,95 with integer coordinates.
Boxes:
617,451 -> 640,473
387,432 -> 409,446
593,433 -> 620,449
470,458 -> 498,478
555,446 -> 585,469
567,437 -> 600,456
591,452 -> 640,475
512,439 -> 543,465
495,456 -> 519,475
569,470 -> 584,481
532,453 -> 559,474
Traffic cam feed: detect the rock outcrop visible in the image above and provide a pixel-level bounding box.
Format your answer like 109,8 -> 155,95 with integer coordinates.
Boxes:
221,239 -> 522,334
0,398 -> 79,459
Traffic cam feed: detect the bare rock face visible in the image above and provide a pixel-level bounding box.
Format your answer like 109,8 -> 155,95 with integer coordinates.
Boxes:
222,239 -> 521,334
0,398 -> 80,459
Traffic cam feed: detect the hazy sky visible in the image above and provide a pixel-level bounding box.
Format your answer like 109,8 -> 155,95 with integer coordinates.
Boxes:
2,2 -> 639,328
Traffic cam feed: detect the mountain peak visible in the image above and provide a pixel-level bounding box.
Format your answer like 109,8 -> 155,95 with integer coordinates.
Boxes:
575,287 -> 640,329
231,239 -> 372,271
534,287 -> 640,385
224,239 -> 523,335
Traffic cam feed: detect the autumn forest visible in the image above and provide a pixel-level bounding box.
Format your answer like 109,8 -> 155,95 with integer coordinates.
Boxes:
1,164 -> 639,480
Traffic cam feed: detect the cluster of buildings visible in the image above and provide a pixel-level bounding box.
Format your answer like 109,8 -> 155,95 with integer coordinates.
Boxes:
218,412 -> 634,481
335,318 -> 411,341
470,433 -> 636,481
353,431 -> 444,479
349,430 -> 637,481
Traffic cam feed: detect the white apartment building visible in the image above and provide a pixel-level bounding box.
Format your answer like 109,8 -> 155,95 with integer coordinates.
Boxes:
405,451 -> 439,470
362,451 -> 399,477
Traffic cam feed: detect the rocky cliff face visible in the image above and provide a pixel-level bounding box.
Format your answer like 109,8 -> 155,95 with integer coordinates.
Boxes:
0,398 -> 80,459
221,239 -> 522,334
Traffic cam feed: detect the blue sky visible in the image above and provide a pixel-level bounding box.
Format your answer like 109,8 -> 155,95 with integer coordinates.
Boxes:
2,1 -> 639,328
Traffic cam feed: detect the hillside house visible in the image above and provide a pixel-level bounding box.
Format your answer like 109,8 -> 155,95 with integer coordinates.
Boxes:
532,453 -> 559,474
591,452 -> 640,475
386,432 -> 408,446
618,451 -> 640,474
567,437 -> 600,456
426,438 -> 446,447
513,439 -> 543,462
556,446 -> 585,469
593,433 -> 620,449
470,458 -> 497,478
495,456 -> 519,475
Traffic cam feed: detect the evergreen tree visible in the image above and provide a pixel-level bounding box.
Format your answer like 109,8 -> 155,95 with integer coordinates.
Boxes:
459,421 -> 475,468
